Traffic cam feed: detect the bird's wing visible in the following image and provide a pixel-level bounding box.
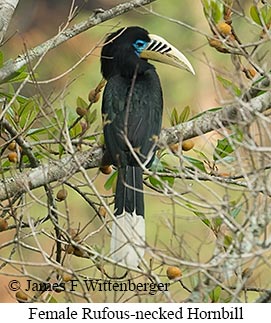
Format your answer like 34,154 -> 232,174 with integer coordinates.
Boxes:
102,70 -> 163,167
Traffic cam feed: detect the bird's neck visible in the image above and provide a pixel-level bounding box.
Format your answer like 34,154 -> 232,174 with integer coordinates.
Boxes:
123,60 -> 154,79
102,57 -> 154,80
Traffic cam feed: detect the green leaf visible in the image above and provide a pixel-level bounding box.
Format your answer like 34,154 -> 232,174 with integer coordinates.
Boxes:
69,122 -> 82,138
161,175 -> 175,188
250,5 -> 262,25
104,170 -> 117,191
149,176 -> 162,189
0,66 -> 28,85
214,137 -> 234,161
48,295 -> 58,303
223,235 -> 233,248
189,107 -> 222,120
0,91 -> 29,104
217,75 -> 242,97
209,285 -> 222,303
194,211 -> 212,228
193,149 -> 209,162
1,159 -> 12,169
26,124 -> 56,136
12,99 -> 20,111
170,106 -> 191,125
230,205 -> 242,218
84,134 -> 99,142
183,156 -> 207,172
261,5 -> 271,26
18,98 -> 39,129
87,108 -> 97,125
76,96 -> 88,109
178,106 -> 190,123
213,216 -> 223,231
202,0 -> 210,15
190,275 -> 199,289
170,107 -> 179,126
58,144 -> 65,157
185,202 -> 197,210
211,0 -> 223,23
213,131 -> 243,161
202,0 -> 223,23
22,152 -> 44,164
251,4 -> 271,26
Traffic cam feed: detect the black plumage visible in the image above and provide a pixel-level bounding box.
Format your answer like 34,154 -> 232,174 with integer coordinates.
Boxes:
101,27 -> 162,266
101,27 -> 163,168
100,26 -> 194,267
101,27 -> 163,217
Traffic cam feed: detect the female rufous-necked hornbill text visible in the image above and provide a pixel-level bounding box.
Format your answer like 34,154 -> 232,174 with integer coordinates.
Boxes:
100,26 -> 195,268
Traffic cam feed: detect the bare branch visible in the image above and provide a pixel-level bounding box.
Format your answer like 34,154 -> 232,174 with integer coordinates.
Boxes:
0,0 -> 19,44
0,0 -> 156,82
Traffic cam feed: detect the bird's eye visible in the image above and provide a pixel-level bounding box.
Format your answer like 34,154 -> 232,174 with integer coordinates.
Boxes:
133,40 -> 148,54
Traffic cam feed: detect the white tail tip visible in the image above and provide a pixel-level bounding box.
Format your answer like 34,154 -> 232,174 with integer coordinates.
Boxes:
110,212 -> 145,268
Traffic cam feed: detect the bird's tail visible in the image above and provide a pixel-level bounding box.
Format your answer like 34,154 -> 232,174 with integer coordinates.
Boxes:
110,166 -> 145,268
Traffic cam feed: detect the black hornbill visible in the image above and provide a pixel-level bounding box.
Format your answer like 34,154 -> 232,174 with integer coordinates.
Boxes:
100,26 -> 194,267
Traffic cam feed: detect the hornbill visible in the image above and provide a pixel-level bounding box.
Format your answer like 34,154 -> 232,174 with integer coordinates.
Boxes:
100,26 -> 194,268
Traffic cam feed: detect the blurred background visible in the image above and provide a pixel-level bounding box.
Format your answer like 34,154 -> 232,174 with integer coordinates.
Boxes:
1,0 -> 269,303
3,0 -> 221,113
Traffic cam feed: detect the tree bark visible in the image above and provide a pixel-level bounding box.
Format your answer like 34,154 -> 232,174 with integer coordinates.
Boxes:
0,0 -> 19,44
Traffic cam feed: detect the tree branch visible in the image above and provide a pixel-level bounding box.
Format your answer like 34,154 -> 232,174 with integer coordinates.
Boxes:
0,147 -> 103,201
0,0 -> 156,82
0,0 -> 19,44
159,90 -> 271,146
1,91 -> 270,202
1,118 -> 39,168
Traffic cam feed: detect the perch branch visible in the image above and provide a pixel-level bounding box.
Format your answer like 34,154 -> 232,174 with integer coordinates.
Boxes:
0,90 -> 270,201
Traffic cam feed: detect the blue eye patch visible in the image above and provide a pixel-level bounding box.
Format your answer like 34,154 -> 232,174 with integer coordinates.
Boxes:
132,39 -> 149,55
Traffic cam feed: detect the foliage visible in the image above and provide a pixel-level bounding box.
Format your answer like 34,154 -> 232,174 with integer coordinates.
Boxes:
0,0 -> 270,304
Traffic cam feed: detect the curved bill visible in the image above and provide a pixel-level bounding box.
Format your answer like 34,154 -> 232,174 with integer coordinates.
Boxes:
140,34 -> 195,75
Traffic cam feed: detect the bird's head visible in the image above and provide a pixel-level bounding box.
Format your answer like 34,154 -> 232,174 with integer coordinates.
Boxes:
101,26 -> 195,79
